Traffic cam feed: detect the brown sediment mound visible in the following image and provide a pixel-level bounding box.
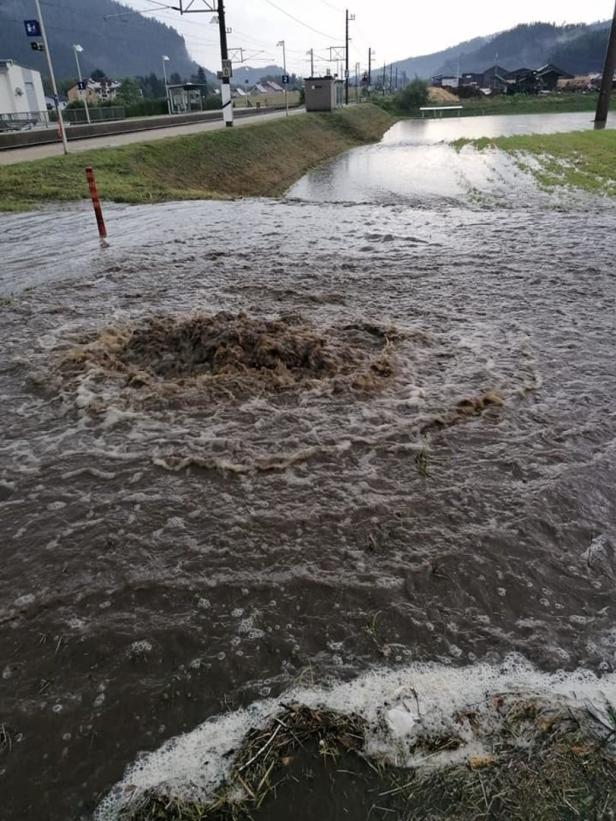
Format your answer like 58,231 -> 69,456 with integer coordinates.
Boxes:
59,312 -> 400,405
418,390 -> 504,436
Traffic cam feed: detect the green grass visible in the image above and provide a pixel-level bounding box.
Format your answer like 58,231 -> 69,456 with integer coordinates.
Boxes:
454,129 -> 616,196
0,105 -> 394,212
379,91 -> 611,119
456,92 -> 604,117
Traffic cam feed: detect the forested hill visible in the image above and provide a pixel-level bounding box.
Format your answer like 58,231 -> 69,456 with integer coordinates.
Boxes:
395,21 -> 611,79
0,0 -> 196,81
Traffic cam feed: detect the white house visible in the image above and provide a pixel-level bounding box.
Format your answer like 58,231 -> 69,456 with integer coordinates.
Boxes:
0,59 -> 46,114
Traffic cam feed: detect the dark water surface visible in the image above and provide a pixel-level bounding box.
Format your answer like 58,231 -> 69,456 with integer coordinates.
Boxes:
1,113 -> 616,819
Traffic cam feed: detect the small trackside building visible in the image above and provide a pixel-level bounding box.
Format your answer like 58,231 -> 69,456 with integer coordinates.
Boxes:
0,59 -> 46,116
304,76 -> 344,111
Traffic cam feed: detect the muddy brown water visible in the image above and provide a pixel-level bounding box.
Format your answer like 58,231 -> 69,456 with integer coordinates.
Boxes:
1,112 -> 616,819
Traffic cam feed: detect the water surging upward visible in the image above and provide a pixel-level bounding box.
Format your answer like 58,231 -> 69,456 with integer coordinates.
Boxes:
1,114 -> 616,820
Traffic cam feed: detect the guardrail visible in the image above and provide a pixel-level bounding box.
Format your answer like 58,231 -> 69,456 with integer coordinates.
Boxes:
419,105 -> 464,118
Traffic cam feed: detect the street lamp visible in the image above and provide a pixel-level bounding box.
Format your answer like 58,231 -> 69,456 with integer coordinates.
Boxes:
162,55 -> 171,114
72,44 -> 91,125
276,40 -> 288,117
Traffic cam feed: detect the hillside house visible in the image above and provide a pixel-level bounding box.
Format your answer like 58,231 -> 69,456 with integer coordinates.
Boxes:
67,77 -> 121,104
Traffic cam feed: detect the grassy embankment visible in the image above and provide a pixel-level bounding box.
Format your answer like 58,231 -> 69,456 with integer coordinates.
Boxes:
454,128 -> 616,196
0,105 -> 393,212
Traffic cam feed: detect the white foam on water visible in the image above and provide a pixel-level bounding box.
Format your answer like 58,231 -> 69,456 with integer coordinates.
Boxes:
95,655 -> 616,820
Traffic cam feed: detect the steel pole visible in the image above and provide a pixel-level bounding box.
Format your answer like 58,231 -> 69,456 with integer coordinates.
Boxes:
34,0 -> 68,154
595,1 -> 616,129
162,58 -> 171,114
74,48 -> 91,125
218,0 -> 234,126
345,9 -> 349,104
282,41 -> 288,117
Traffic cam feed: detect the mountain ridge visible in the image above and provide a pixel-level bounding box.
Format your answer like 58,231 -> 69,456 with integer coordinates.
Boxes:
0,0 -> 197,81
392,21 -> 611,81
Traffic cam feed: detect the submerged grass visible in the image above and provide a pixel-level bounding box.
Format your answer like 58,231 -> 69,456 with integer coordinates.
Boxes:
117,697 -> 616,821
121,705 -> 366,821
0,106 -> 393,212
453,129 -> 616,196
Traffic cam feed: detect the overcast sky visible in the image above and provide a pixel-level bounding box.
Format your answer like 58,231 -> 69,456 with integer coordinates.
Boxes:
124,0 -> 613,75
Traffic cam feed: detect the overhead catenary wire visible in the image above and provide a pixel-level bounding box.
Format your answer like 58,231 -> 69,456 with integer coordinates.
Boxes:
260,0 -> 342,41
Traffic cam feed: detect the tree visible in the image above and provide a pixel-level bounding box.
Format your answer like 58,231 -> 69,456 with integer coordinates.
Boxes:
169,71 -> 183,85
115,77 -> 142,105
139,72 -> 166,98
394,78 -> 429,112
91,68 -> 107,81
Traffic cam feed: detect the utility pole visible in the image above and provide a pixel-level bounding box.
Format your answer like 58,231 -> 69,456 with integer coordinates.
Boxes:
345,9 -> 349,104
34,0 -> 68,154
389,63 -> 393,93
307,48 -> 314,76
217,0 -> 233,126
277,40 -> 288,117
174,0 -> 234,127
343,10 -> 355,105
368,47 -> 372,88
595,0 -> 616,129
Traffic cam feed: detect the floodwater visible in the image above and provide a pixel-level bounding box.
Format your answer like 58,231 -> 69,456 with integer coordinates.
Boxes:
1,111 -> 616,820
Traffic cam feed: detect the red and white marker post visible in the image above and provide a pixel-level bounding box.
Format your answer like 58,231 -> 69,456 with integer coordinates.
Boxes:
85,166 -> 107,240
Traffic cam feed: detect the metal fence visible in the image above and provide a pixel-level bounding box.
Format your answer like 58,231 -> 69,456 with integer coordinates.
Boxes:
61,106 -> 125,124
0,110 -> 52,132
0,106 -> 126,132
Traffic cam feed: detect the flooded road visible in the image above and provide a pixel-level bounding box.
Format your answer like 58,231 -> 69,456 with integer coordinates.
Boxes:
1,112 -> 616,820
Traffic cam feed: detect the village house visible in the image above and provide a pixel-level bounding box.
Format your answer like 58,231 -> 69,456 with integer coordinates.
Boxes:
432,63 -> 573,94
67,77 -> 121,105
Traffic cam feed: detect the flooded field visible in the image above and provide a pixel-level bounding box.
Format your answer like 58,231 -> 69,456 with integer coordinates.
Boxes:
1,112 -> 616,819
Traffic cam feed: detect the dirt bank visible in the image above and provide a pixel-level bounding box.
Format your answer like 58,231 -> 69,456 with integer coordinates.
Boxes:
0,105 -> 394,211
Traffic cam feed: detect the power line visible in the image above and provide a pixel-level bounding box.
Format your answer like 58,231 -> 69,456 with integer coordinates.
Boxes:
316,0 -> 344,12
260,0 -> 342,41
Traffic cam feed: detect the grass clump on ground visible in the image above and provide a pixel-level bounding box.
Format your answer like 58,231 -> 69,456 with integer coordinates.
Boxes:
0,105 -> 393,212
115,696 -> 616,821
454,128 -> 616,196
